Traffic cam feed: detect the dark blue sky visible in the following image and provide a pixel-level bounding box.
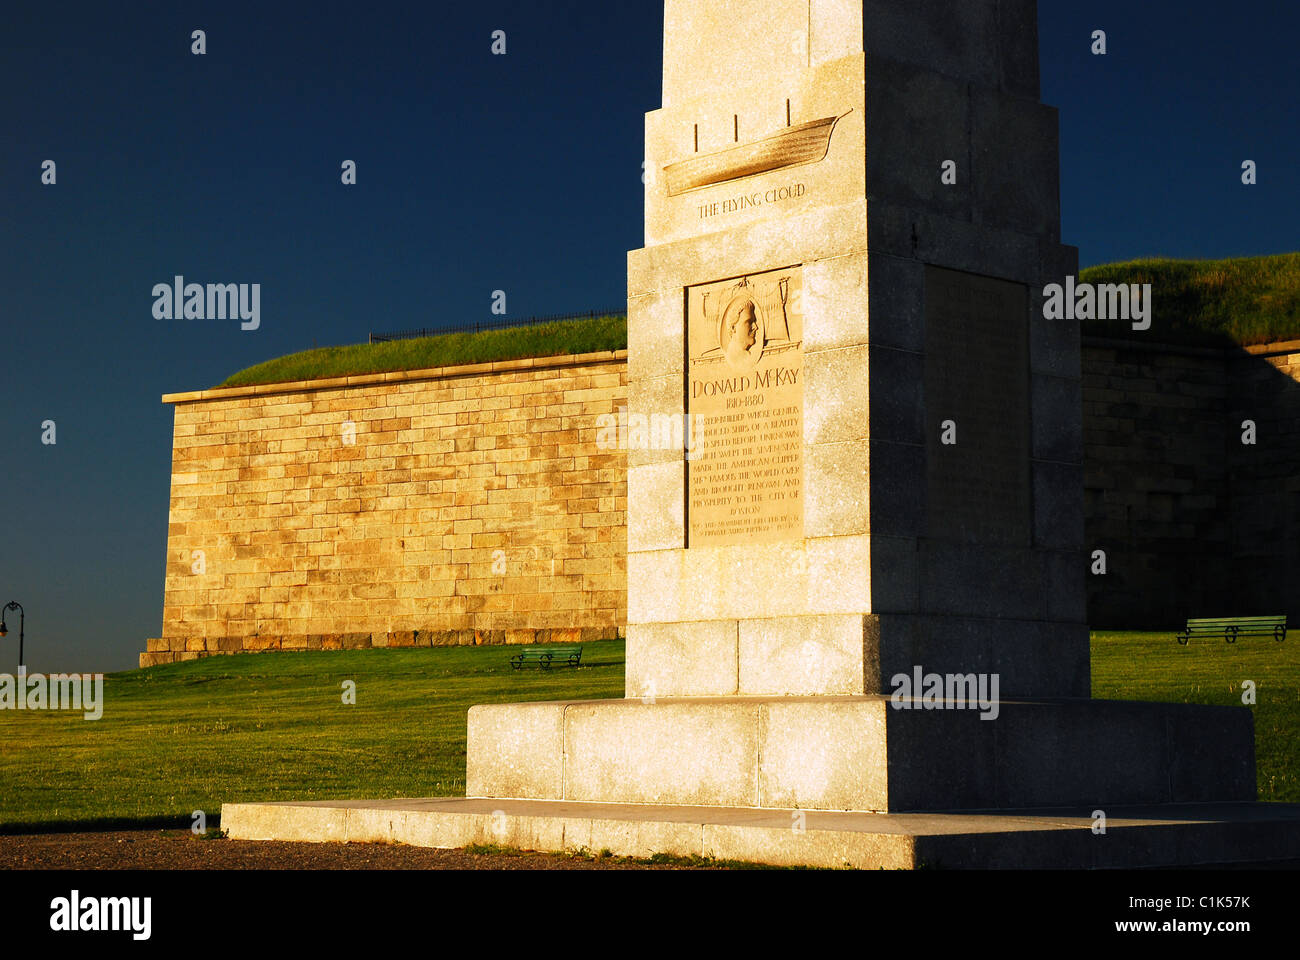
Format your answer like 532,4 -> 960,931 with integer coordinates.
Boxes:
3,1 -> 1297,672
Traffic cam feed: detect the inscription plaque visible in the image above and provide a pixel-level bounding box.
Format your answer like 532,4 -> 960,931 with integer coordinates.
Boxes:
687,267 -> 804,548
924,266 -> 1031,545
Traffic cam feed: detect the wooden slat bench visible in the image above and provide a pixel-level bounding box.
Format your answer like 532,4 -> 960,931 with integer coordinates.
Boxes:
509,645 -> 583,670
1176,616 -> 1287,645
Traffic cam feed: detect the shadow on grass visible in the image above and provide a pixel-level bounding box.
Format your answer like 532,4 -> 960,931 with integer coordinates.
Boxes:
0,814 -> 202,836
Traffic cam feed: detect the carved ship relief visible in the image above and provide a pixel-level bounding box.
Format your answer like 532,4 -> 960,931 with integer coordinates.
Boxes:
662,111 -> 848,197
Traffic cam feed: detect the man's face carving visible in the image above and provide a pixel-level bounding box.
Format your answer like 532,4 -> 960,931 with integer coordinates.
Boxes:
728,302 -> 758,351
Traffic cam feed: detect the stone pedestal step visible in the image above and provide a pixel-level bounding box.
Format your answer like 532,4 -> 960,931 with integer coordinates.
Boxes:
221,797 -> 1300,869
467,695 -> 1255,812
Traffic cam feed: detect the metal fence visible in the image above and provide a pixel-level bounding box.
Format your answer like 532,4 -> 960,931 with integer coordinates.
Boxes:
369,308 -> 625,344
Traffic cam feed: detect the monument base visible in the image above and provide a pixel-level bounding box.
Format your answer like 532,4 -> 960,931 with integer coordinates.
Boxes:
625,615 -> 1092,700
220,797 -> 1300,869
465,695 -> 1255,813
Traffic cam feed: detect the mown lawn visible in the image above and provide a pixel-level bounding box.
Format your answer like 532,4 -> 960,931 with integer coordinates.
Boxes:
0,644 -> 624,831
1090,631 -> 1300,801
1,632 -> 1295,830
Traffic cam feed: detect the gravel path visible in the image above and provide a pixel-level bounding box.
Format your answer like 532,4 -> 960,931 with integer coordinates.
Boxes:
0,830 -> 713,870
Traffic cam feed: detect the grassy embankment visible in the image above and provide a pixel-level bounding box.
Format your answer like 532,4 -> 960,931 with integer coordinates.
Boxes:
217,253 -> 1300,390
1078,252 -> 1300,346
219,314 -> 627,388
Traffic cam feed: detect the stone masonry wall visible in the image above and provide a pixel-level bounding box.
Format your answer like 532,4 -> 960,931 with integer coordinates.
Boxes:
1082,338 -> 1229,627
142,351 -> 627,666
1083,337 -> 1300,629
1226,343 -> 1300,621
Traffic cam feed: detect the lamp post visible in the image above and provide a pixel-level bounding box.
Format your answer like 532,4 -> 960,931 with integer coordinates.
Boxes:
0,602 -> 23,668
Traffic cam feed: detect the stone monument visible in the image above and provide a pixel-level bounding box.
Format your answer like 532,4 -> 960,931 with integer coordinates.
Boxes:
225,0 -> 1300,867
467,0 -> 1223,810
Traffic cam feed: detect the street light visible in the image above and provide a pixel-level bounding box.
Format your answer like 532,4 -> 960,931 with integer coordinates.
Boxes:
0,602 -> 23,668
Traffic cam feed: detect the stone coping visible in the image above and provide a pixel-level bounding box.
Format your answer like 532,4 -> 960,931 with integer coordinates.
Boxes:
1083,335 -> 1300,359
162,349 -> 629,405
1242,338 -> 1300,358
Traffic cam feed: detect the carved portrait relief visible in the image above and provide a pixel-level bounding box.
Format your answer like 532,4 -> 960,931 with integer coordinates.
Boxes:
692,275 -> 799,375
686,267 -> 804,548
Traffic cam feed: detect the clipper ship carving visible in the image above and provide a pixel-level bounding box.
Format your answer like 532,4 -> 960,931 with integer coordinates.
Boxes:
663,111 -> 848,197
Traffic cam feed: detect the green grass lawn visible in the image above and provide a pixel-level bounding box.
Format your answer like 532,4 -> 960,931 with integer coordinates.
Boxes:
1,632 -> 1296,831
0,644 -> 623,831
219,314 -> 627,388
1090,631 -> 1300,802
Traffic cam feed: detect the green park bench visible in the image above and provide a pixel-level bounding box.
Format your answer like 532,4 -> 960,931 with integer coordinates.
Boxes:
1176,616 -> 1287,645
510,645 -> 583,670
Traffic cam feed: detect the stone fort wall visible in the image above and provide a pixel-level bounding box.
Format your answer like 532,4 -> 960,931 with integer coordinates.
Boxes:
142,351 -> 627,665
1083,336 -> 1300,629
142,339 -> 1300,663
